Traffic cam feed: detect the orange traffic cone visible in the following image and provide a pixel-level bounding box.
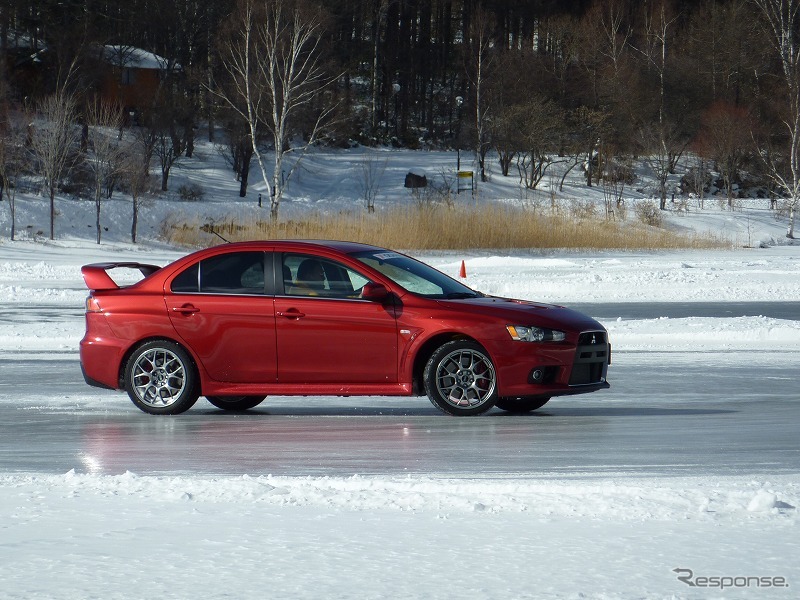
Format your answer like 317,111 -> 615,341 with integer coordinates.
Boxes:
459,260 -> 467,278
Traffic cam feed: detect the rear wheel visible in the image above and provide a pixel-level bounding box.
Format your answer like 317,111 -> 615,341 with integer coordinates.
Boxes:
124,341 -> 199,415
424,340 -> 498,416
206,396 -> 266,411
495,396 -> 551,413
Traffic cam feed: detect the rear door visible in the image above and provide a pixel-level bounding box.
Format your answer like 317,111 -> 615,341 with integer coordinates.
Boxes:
166,250 -> 278,383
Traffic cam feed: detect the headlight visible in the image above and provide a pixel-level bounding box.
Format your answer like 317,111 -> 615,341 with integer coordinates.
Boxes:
506,325 -> 565,342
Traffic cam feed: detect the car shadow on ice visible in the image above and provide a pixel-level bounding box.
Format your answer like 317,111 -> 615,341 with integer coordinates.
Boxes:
526,406 -> 737,417
191,403 -> 736,418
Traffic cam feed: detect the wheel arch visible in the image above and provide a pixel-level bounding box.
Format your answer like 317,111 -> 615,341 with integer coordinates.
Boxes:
118,336 -> 202,389
411,332 -> 485,395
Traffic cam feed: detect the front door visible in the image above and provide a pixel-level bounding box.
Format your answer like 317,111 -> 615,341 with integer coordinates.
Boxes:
275,254 -> 398,384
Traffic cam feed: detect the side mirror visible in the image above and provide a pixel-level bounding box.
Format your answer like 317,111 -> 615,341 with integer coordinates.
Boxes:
361,282 -> 389,302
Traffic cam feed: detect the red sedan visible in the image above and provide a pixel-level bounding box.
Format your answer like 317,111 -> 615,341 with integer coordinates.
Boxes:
80,240 -> 610,415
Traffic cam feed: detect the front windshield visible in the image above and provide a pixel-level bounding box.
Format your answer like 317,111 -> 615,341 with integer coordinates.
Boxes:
351,250 -> 482,299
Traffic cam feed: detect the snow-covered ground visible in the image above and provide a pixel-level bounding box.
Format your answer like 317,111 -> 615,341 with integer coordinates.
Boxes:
1,145 -> 799,598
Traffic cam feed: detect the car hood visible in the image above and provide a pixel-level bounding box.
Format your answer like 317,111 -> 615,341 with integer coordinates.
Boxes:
434,296 -> 606,332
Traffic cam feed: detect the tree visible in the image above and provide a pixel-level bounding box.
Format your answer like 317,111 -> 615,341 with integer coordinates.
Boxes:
357,150 -> 387,213
218,113 -> 256,198
511,97 -> 565,190
639,119 -> 689,209
557,107 -> 598,191
576,0 -> 640,149
152,118 -> 184,193
122,129 -> 158,244
559,106 -> 611,190
490,106 -> 521,178
0,111 -> 31,240
487,52 -> 531,177
694,101 -> 752,206
686,0 -> 758,105
632,0 -> 686,209
465,9 -> 495,184
29,92 -> 80,240
751,0 -> 800,237
84,100 -> 125,243
214,0 -> 338,221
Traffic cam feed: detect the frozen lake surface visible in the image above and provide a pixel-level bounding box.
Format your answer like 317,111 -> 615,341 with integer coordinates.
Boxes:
1,346 -> 798,478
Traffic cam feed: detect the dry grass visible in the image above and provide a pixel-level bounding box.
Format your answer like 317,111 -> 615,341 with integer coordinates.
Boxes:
161,205 -> 729,251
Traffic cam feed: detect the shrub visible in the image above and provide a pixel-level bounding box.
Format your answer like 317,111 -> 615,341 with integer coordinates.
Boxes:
177,183 -> 204,202
634,200 -> 664,227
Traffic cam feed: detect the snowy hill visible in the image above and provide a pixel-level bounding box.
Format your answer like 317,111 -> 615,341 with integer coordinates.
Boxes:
2,140 -> 797,250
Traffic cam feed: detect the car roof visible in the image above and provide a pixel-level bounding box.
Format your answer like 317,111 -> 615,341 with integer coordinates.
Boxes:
203,239 -> 387,254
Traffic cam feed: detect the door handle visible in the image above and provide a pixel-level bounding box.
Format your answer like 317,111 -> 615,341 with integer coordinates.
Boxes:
172,304 -> 200,315
276,309 -> 306,319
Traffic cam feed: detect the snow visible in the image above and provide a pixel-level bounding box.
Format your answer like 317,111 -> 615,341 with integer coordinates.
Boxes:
102,45 -> 171,70
1,142 -> 799,598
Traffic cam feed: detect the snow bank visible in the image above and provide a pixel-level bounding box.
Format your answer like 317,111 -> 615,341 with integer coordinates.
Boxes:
3,471 -> 796,521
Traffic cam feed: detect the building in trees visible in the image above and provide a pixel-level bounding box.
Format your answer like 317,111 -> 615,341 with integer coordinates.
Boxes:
97,46 -> 176,124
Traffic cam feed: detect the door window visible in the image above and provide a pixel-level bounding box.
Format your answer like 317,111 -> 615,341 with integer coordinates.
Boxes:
170,252 -> 266,295
282,254 -> 370,298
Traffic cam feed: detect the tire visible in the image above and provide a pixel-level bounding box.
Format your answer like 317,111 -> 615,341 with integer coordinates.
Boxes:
206,396 -> 266,411
124,340 -> 200,415
495,396 -> 551,413
424,340 -> 498,416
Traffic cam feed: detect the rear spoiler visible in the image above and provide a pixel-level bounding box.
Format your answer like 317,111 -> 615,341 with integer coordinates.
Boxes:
81,262 -> 162,291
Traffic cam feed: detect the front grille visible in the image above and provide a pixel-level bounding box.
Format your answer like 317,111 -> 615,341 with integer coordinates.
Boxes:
578,331 -> 606,345
569,330 -> 609,385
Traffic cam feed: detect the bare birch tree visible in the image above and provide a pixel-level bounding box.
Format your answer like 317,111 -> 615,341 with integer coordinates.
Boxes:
633,0 -> 682,209
30,92 -> 80,240
751,0 -> 800,237
213,0 -> 338,221
466,9 -> 494,183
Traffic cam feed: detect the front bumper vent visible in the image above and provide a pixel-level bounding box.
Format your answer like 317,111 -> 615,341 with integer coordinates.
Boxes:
569,331 -> 609,385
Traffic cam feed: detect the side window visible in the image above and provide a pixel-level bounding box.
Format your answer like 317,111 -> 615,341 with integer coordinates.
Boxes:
171,263 -> 199,293
170,252 -> 265,294
201,252 -> 265,294
282,254 -> 370,299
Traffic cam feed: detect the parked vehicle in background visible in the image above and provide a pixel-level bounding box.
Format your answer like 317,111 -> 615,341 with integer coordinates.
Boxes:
80,240 -> 610,415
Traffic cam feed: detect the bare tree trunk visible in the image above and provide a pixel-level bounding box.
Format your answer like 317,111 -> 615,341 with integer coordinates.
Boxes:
371,1 -> 388,135
86,100 -> 125,244
29,92 -> 79,240
238,141 -> 253,198
131,193 -> 138,244
635,1 -> 680,211
473,14 -> 492,183
751,0 -> 800,237
0,111 -> 28,241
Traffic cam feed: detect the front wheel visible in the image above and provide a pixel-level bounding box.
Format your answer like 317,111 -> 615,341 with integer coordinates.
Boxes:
124,341 -> 200,415
424,340 -> 498,416
206,396 -> 266,411
495,396 -> 551,413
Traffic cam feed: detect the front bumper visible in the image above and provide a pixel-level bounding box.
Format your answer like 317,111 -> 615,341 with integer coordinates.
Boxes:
491,330 -> 610,399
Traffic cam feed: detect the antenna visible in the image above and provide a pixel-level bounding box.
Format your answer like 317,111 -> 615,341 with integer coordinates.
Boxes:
208,227 -> 230,244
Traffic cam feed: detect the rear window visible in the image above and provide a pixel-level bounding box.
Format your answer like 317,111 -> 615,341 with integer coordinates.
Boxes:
170,252 -> 266,294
